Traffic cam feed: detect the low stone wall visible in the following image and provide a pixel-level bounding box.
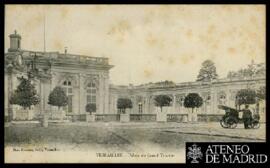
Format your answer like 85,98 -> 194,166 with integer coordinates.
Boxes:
167,114 -> 188,122
70,114 -> 87,122
130,114 -> 156,122
9,111 -> 226,123
197,114 -> 223,122
95,114 -> 120,122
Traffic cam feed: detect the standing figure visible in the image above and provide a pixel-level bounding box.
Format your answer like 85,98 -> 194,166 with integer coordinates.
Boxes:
241,105 -> 252,129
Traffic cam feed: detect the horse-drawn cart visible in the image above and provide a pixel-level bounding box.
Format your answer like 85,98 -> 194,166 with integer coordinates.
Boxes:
218,105 -> 260,129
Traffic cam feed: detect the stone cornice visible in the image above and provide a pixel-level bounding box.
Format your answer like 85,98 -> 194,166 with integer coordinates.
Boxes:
110,77 -> 266,94
5,50 -> 114,71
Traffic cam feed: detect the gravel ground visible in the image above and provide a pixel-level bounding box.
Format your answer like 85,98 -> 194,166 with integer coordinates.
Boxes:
5,122 -> 264,152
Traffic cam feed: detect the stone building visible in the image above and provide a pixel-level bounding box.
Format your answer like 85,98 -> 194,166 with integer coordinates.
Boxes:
5,31 -> 266,122
109,77 -> 266,122
5,31 -> 113,120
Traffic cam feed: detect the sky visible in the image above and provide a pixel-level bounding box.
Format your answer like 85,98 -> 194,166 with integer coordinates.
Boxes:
5,5 -> 265,85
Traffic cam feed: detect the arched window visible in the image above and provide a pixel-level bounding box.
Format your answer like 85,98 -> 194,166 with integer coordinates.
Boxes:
87,82 -> 96,106
63,80 -> 73,113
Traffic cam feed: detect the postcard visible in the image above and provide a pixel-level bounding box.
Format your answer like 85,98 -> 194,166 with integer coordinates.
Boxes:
4,4 -> 266,163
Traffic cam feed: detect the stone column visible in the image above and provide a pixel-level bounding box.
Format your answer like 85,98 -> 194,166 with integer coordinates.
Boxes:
143,97 -> 146,114
226,90 -> 231,107
144,96 -> 149,114
130,96 -> 135,114
11,73 -> 17,120
98,73 -> 104,114
43,82 -> 51,113
228,90 -> 234,107
114,95 -> 118,114
79,74 -> 84,114
173,94 -> 176,113
39,80 -> 44,115
49,72 -> 57,117
213,90 -> 218,114
4,74 -> 8,118
7,73 -> 13,120
104,73 -> 109,114
41,79 -> 48,121
210,87 -> 216,114
72,88 -> 79,114
149,96 -> 154,114
109,94 -> 116,114
108,94 -> 112,114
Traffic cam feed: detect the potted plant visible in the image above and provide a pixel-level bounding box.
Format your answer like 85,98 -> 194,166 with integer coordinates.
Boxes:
154,95 -> 172,122
85,103 -> 96,122
117,98 -> 132,122
48,86 -> 68,122
9,77 -> 40,121
184,93 -> 203,123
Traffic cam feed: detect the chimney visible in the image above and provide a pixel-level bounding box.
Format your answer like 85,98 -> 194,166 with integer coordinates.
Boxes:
8,30 -> 22,52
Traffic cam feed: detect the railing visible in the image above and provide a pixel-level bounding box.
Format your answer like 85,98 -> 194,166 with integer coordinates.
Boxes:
167,114 -> 188,122
130,114 -> 156,122
95,114 -> 120,122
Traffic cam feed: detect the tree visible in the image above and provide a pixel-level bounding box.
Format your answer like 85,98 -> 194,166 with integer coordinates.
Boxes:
256,86 -> 265,100
254,86 -> 265,115
85,103 -> 96,115
10,77 -> 40,109
227,71 -> 238,79
235,89 -> 256,109
48,86 -> 68,110
226,61 -> 265,79
117,98 -> 133,114
184,93 -> 203,113
197,60 -> 218,81
154,95 -> 172,112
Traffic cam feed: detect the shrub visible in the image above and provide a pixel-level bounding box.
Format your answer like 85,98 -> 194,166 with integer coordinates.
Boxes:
154,95 -> 172,112
85,103 -> 96,115
10,77 -> 40,109
117,98 -> 132,114
48,86 -> 68,110
184,93 -> 203,113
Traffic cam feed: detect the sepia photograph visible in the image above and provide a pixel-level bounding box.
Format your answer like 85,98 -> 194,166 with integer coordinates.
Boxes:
4,5 -> 266,163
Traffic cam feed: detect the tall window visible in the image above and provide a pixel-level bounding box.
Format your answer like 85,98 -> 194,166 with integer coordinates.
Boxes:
138,103 -> 143,113
87,82 -> 96,106
63,80 -> 73,113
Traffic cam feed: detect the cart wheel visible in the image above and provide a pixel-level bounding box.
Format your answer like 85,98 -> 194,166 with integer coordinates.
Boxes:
251,121 -> 260,129
225,117 -> 237,129
229,122 -> 237,129
220,119 -> 229,128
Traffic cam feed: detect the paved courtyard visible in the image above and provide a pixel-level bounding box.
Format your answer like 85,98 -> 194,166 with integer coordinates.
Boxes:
4,121 -> 265,163
5,122 -> 265,147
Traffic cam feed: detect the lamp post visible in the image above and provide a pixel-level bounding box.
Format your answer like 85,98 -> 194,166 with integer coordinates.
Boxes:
6,63 -> 14,122
27,52 -> 52,126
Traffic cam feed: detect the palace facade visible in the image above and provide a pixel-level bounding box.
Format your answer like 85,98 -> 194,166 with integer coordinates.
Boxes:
5,31 -> 113,120
4,31 -> 266,122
